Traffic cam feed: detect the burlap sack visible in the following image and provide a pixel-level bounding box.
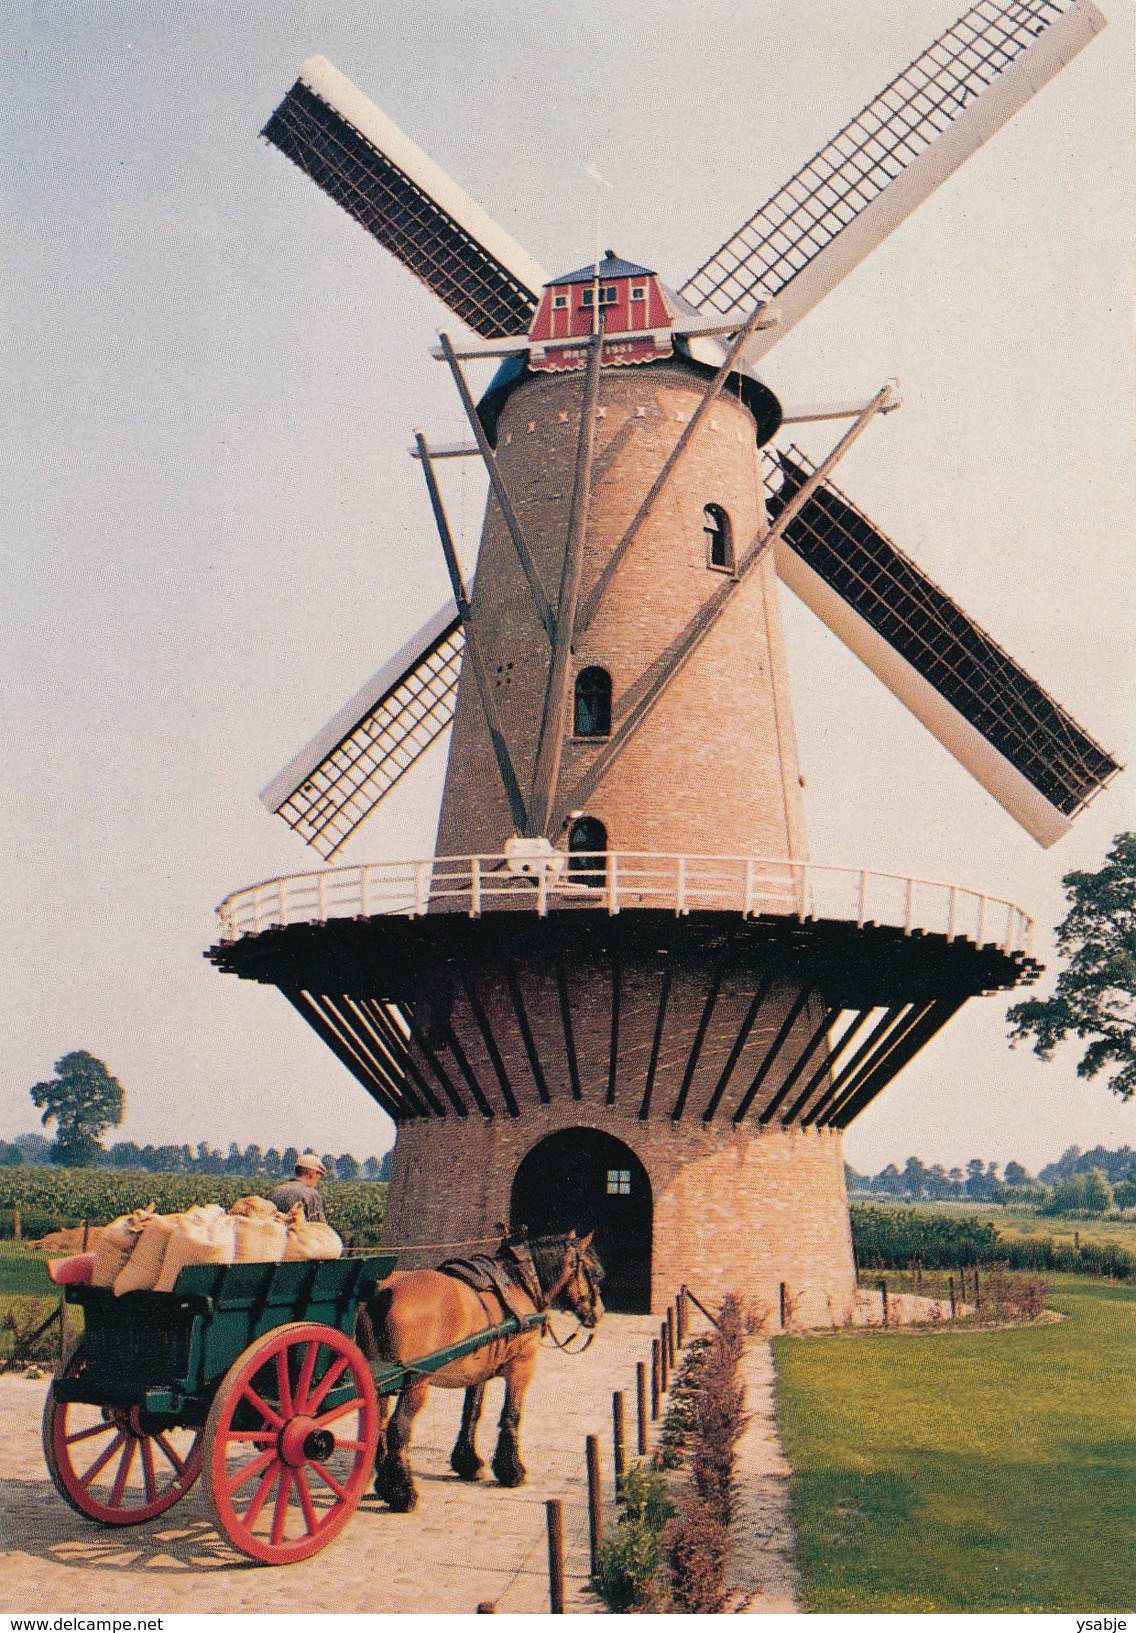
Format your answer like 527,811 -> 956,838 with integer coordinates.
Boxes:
154,1208 -> 236,1293
229,1195 -> 282,1221
283,1211 -> 344,1262
92,1206 -> 156,1288
113,1213 -> 178,1295
232,1215 -> 288,1263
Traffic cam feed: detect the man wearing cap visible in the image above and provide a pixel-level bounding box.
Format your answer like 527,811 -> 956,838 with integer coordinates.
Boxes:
268,1152 -> 330,1223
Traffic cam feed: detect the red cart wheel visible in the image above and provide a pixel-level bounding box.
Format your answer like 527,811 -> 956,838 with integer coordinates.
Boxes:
43,1349 -> 204,1524
202,1322 -> 378,1565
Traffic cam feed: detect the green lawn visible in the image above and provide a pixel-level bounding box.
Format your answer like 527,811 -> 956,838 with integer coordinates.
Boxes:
773,1277 -> 1136,1612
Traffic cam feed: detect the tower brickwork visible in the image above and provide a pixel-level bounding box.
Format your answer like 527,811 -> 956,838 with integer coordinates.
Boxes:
435,362 -> 809,863
384,1105 -> 855,1327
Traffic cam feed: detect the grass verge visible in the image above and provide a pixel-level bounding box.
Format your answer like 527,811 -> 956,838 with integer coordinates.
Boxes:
773,1276 -> 1135,1612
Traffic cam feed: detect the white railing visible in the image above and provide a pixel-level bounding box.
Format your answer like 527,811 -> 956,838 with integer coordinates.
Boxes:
214,852 -> 1034,956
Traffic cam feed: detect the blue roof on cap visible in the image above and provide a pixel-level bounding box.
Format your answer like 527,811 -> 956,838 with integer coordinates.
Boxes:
547,254 -> 655,286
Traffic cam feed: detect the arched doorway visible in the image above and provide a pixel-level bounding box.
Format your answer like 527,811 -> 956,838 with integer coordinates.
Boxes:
510,1128 -> 652,1313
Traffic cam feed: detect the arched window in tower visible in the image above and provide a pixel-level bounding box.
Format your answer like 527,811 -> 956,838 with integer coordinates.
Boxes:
574,666 -> 612,737
703,503 -> 734,572
568,815 -> 607,881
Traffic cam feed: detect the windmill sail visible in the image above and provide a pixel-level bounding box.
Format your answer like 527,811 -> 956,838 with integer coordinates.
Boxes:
681,0 -> 1106,363
767,451 -> 1120,847
260,601 -> 463,858
262,56 -> 548,338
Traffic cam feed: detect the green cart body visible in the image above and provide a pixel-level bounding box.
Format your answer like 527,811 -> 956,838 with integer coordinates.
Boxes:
43,1255 -> 539,1564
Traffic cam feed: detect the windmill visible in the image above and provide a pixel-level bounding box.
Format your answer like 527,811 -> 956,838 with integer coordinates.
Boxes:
210,0 -> 1119,1320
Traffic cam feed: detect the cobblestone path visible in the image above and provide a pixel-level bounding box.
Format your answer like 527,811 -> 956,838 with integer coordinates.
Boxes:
1,1315 -> 659,1615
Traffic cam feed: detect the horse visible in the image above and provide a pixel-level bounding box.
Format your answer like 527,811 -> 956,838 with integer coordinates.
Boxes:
357,1230 -> 604,1512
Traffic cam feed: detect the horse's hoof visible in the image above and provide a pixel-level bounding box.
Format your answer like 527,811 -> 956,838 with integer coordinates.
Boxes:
375,1460 -> 418,1511
492,1456 -> 527,1489
451,1450 -> 486,1482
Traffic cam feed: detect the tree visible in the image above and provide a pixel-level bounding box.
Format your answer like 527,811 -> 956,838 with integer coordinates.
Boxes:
926,1163 -> 951,1200
1041,1169 -> 1113,1216
1007,832 -> 1136,1101
30,1051 -> 125,1166
902,1156 -> 928,1198
873,1163 -> 903,1195
0,1141 -> 24,1167
336,1152 -> 360,1182
14,1132 -> 52,1165
1004,1160 -> 1030,1186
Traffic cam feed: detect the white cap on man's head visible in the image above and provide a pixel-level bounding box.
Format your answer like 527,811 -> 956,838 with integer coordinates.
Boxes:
296,1152 -> 328,1176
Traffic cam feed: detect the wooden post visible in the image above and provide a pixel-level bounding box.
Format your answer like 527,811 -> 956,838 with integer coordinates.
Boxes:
779,1281 -> 788,1330
612,1390 -> 626,1496
974,1265 -> 980,1305
476,1603 -> 497,1614
880,1277 -> 889,1329
546,1498 -> 565,1613
676,1289 -> 687,1346
586,1434 -> 603,1574
636,1362 -> 648,1454
658,1321 -> 669,1394
12,1207 -> 20,1242
1075,1230 -> 1080,1251
651,1338 -> 661,1420
666,1305 -> 676,1371
949,1275 -> 957,1318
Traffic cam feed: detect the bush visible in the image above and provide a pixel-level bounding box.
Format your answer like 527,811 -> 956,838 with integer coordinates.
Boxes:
976,1267 -> 1048,1322
664,1294 -> 749,1613
0,1296 -> 59,1364
1040,1170 -> 1113,1216
665,1493 -> 732,1614
593,1465 -> 674,1612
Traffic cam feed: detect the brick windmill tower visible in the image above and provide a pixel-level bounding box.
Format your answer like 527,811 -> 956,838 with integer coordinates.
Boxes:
211,0 -> 1119,1320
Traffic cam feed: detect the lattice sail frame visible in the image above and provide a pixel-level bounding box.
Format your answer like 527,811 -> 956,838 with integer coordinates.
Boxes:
261,57 -> 546,340
766,449 -> 1120,845
681,0 -> 1105,357
260,606 -> 464,859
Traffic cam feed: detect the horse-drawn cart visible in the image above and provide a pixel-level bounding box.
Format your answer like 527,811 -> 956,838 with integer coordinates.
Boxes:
43,1255 -> 542,1564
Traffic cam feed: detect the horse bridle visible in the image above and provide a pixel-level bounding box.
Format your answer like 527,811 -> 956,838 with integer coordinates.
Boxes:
506,1235 -> 601,1353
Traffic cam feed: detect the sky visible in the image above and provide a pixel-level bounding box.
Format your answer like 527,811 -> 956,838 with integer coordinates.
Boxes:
3,1 -> 1133,1175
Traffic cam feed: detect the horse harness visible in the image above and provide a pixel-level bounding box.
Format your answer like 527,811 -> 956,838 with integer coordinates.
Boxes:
434,1248 -> 540,1326
436,1239 -> 597,1353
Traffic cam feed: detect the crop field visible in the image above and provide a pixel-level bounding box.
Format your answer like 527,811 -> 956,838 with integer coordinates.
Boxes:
0,1242 -> 54,1296
851,1201 -> 1135,1280
773,1276 -> 1136,1613
866,1198 -> 1136,1251
0,1168 -> 386,1245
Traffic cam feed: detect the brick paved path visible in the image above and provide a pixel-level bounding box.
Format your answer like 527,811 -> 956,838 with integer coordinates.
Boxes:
1,1314 -> 801,1614
1,1316 -> 659,1614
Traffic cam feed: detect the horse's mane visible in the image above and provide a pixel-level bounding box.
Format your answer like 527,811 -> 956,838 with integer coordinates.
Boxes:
516,1232 -> 604,1295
